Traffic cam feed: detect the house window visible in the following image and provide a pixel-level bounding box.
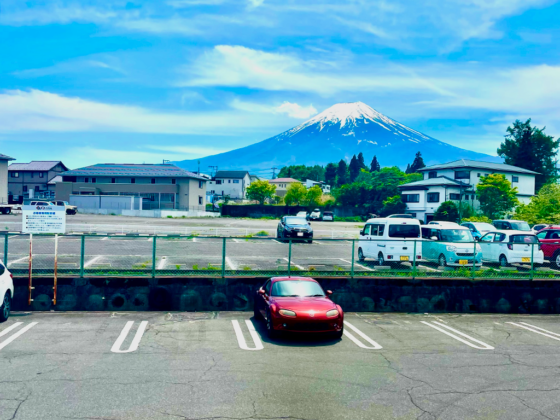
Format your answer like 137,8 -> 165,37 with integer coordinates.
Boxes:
449,193 -> 461,200
199,180 -> 203,188
111,178 -> 116,184
30,172 -> 34,178
402,194 -> 420,203
216,180 -> 222,185
464,194 -> 470,200
428,171 -> 437,179
228,180 -> 231,183
512,176 -> 519,183
198,196 -> 203,205
39,172 -> 44,178
454,171 -> 470,179
233,180 -> 239,184
10,172 -> 19,178
84,178 -> 89,183
477,173 -> 481,177
131,178 -> 136,184
151,178 -> 156,184
91,178 -> 96,183
171,178 -> 176,185
23,186 -> 28,192
427,192 -> 440,203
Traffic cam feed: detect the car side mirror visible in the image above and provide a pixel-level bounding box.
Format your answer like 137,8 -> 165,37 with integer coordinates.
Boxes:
360,230 -> 364,236
326,290 -> 333,296
258,289 -> 266,295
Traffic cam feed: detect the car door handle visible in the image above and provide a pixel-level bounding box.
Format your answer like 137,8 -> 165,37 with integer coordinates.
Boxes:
378,244 -> 386,248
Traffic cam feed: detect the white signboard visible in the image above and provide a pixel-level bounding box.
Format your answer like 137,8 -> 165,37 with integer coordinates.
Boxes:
22,205 -> 66,234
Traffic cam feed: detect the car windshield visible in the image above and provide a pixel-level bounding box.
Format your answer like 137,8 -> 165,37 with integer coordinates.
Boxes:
510,222 -> 531,231
271,281 -> 325,297
323,212 -> 333,216
388,224 -> 420,238
511,235 -> 538,243
285,217 -> 308,226
473,223 -> 496,232
440,229 -> 473,242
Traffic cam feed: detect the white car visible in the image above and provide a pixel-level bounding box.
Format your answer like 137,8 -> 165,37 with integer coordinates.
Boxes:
296,211 -> 308,220
428,221 -> 460,227
478,230 -> 544,267
309,208 -> 322,221
0,261 -> 14,322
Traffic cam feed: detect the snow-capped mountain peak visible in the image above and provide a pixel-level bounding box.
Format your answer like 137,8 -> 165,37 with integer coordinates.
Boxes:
305,102 -> 388,128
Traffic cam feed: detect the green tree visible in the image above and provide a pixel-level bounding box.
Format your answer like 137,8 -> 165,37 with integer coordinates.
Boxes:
325,163 -> 337,186
434,201 -> 460,222
497,119 -> 560,191
408,151 -> 426,173
349,155 -> 361,182
284,183 -> 307,206
357,152 -> 367,170
333,183 -> 369,207
336,160 -> 349,186
514,183 -> 560,224
380,195 -> 406,217
277,165 -> 325,182
245,180 -> 276,205
370,156 -> 380,172
476,174 -> 519,219
306,185 -> 323,207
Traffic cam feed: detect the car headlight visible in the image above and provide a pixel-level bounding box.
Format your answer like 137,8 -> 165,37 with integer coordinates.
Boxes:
326,309 -> 339,318
278,309 -> 296,317
446,245 -> 457,252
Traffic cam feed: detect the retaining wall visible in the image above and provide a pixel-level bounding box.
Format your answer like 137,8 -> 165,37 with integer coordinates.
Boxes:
12,276 -> 560,314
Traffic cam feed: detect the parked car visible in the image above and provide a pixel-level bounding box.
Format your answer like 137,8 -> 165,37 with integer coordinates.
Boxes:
52,200 -> 78,215
421,225 -> 482,267
461,222 -> 497,240
277,216 -> 313,243
387,214 -> 414,219
296,211 -> 309,220
358,217 -> 422,265
532,223 -> 551,233
322,211 -> 334,222
309,208 -> 322,221
428,221 -> 460,226
536,226 -> 560,268
493,220 -> 531,231
0,260 -> 14,322
253,277 -> 344,338
478,230 -> 544,267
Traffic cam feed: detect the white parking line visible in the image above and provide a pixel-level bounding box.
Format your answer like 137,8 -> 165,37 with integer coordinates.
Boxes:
231,320 -> 264,351
84,256 -> 102,268
7,256 -> 28,267
339,259 -> 374,271
225,257 -> 237,270
343,321 -> 383,349
421,321 -> 494,350
233,239 -> 242,243
101,237 -> 109,241
282,258 -> 304,270
158,257 -> 167,270
111,321 -> 149,353
0,322 -> 38,351
507,322 -> 560,342
272,239 -> 282,244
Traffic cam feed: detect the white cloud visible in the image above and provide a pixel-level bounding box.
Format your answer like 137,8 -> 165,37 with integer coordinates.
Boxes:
230,99 -> 317,119
146,145 -> 229,155
248,0 -> 265,7
167,0 -> 226,7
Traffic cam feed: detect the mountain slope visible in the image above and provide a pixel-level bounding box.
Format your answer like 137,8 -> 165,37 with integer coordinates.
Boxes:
174,102 -> 500,172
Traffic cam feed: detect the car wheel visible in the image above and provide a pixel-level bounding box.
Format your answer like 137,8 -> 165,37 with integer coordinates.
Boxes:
499,254 -> 509,268
266,310 -> 278,339
358,248 -> 365,262
0,292 -> 11,323
307,239 -> 313,244
378,253 -> 385,266
554,252 -> 560,270
438,254 -> 447,267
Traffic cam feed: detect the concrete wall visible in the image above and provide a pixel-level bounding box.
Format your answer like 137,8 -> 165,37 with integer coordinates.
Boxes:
12,275 -> 560,314
74,208 -> 219,218
0,160 -> 8,203
70,195 -> 142,210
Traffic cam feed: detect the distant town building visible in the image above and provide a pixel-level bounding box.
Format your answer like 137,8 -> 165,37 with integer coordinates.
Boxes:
207,171 -> 251,199
8,160 -> 68,203
269,178 -> 302,197
0,154 -> 15,204
56,163 -> 207,210
305,179 -> 331,194
398,159 -> 538,223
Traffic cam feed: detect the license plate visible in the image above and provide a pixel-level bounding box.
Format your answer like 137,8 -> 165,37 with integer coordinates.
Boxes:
400,256 -> 409,261
522,257 -> 531,262
297,232 -> 303,237
459,260 -> 468,265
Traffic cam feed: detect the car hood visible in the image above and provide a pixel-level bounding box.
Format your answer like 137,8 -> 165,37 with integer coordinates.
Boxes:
270,296 -> 337,311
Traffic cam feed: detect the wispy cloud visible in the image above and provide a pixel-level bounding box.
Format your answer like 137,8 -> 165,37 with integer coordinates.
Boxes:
231,99 -> 317,119
13,56 -> 126,78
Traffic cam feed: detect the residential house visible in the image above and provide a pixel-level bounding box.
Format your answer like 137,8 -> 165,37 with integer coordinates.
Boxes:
207,171 -> 251,199
398,159 -> 538,223
8,161 -> 68,203
305,179 -> 331,194
0,154 -> 15,203
269,178 -> 302,197
56,163 -> 207,210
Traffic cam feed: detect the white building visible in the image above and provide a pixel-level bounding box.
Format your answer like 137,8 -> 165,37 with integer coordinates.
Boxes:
0,154 -> 15,203
398,159 -> 538,223
305,179 -> 331,194
207,170 -> 251,199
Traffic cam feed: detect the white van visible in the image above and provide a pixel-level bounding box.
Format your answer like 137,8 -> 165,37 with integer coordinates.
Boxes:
358,218 -> 422,265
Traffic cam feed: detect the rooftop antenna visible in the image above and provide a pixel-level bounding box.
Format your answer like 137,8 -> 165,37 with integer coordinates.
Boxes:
163,159 -> 170,165
197,160 -> 200,175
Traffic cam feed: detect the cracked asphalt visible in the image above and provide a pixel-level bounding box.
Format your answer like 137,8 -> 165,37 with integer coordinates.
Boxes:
1,312 -> 560,420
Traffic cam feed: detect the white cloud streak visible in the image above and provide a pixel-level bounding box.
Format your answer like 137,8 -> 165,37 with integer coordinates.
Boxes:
231,99 -> 317,119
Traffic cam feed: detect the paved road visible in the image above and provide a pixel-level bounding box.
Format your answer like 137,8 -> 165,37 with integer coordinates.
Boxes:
1,311 -> 560,419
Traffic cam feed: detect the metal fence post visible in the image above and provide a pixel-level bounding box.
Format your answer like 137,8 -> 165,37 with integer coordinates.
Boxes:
3,233 -> 8,266
471,241 -> 477,279
530,243 -> 535,281
80,235 -> 85,278
412,240 -> 417,279
151,236 -> 157,278
351,240 -> 355,278
222,237 -> 226,278
288,239 -> 292,277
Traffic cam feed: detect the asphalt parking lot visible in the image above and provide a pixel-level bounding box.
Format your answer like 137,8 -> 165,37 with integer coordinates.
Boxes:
2,311 -> 560,419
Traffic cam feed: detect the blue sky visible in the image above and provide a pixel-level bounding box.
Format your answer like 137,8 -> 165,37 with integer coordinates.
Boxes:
1,0 -> 559,175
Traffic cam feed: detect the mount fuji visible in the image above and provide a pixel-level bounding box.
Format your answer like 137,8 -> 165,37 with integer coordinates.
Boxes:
174,102 -> 499,172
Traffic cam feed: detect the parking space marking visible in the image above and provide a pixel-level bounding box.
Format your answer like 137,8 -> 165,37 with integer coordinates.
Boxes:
272,239 -> 282,244
158,257 -> 167,270
101,237 -> 109,241
282,258 -> 304,270
7,256 -> 28,267
0,322 -> 38,351
225,257 -> 237,270
84,256 -> 102,268
231,320 -> 264,351
421,321 -> 494,350
343,321 -> 383,349
507,322 -> 560,342
111,321 -> 149,353
339,259 -> 374,271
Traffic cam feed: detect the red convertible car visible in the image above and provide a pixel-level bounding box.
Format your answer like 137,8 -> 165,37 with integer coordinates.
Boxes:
253,277 -> 344,338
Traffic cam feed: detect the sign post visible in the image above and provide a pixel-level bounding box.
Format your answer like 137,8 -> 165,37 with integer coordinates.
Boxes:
22,204 -> 66,306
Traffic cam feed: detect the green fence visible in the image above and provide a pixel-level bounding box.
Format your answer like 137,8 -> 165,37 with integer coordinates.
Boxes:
3,233 -> 560,280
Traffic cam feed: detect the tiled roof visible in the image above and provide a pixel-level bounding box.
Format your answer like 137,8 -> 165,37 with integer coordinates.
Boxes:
269,178 -> 301,183
419,159 -> 539,175
9,161 -> 67,171
398,176 -> 471,189
62,163 -> 207,180
48,175 -> 62,185
215,170 -> 249,179
0,154 -> 15,161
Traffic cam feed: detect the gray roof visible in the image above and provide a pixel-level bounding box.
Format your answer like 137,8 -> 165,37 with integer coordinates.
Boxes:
215,170 -> 249,179
9,161 -> 67,171
62,163 -> 206,180
399,176 -> 471,190
419,159 -> 539,175
0,154 -> 15,161
48,175 -> 62,185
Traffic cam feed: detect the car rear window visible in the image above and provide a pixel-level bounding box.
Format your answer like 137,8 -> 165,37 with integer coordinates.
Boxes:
388,224 -> 420,238
511,235 -> 538,243
323,212 -> 333,216
510,222 -> 531,231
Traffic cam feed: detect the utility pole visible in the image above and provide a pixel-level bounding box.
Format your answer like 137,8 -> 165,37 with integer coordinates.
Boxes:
271,167 -> 278,179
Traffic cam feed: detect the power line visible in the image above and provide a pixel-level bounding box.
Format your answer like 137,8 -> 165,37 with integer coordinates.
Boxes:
271,167 -> 278,179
